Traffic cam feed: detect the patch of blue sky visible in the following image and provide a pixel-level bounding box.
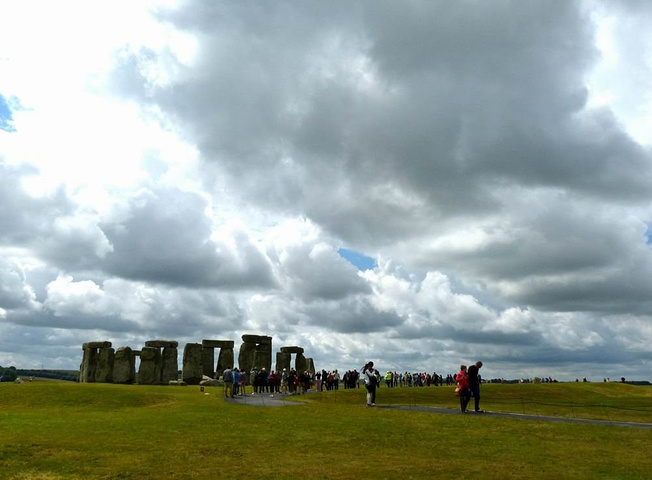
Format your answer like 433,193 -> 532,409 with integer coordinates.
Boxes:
338,248 -> 377,271
0,94 -> 16,132
646,225 -> 652,244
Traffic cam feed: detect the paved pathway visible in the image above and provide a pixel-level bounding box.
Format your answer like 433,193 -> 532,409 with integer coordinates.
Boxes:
222,392 -> 652,429
223,392 -> 306,407
375,404 -> 652,429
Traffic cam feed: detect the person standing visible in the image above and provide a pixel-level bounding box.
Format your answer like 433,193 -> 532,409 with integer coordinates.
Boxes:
363,361 -> 379,406
222,366 -> 234,398
456,365 -> 471,413
467,361 -> 483,412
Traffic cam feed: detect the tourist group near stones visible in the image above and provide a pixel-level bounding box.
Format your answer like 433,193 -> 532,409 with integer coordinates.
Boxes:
78,334 -> 315,386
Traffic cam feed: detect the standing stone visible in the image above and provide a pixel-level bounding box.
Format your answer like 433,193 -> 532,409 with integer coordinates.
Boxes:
238,341 -> 257,377
113,347 -> 136,384
275,352 -> 291,373
295,352 -> 307,373
95,347 -> 115,383
161,346 -> 179,383
253,351 -> 270,373
80,347 -> 98,383
182,343 -> 203,385
216,348 -> 234,379
306,358 -> 315,377
202,347 -> 215,378
138,347 -> 161,385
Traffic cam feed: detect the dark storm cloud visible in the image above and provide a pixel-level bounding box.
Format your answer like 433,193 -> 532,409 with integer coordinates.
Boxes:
101,187 -> 275,289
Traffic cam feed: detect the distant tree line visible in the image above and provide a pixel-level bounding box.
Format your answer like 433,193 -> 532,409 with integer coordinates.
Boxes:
0,365 -> 18,381
0,366 -> 78,382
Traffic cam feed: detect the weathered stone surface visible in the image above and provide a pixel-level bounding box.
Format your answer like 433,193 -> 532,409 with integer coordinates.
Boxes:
161,347 -> 178,383
241,334 -> 272,345
202,340 -> 235,349
138,347 -> 161,385
94,347 -> 115,383
169,380 -> 187,386
199,378 -> 221,387
276,352 -> 291,372
253,350 -> 272,373
145,340 -> 179,348
83,341 -> 112,350
80,347 -> 98,383
238,342 -> 257,377
132,350 -> 141,356
216,348 -> 234,378
113,347 -> 136,384
306,358 -> 315,377
280,346 -> 304,354
295,353 -> 307,373
202,347 -> 215,378
182,343 -> 203,385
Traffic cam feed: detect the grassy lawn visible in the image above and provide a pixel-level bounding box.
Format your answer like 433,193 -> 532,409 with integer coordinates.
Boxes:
0,381 -> 650,479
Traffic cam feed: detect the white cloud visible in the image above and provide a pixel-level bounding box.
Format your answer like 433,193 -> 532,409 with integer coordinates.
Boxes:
0,0 -> 651,381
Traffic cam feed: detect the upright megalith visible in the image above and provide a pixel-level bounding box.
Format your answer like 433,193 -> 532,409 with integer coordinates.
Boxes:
216,344 -> 234,378
239,335 -> 272,379
295,352 -> 307,373
138,347 -> 161,385
202,346 -> 215,378
182,343 -> 203,385
275,352 -> 291,373
113,347 -> 136,384
306,358 -> 315,377
79,341 -> 112,383
161,346 -> 179,383
95,347 -> 115,383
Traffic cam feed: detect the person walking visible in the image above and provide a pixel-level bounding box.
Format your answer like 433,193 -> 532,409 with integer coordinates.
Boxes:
363,361 -> 379,406
467,361 -> 483,412
456,365 -> 470,413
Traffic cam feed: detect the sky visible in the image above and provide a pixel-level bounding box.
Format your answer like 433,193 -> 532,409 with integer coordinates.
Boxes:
1,0 -> 651,381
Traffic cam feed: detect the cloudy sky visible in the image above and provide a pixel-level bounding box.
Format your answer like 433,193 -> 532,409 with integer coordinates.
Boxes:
1,0 -> 651,381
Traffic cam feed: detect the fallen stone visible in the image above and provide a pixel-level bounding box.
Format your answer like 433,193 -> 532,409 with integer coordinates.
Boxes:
199,378 -> 222,387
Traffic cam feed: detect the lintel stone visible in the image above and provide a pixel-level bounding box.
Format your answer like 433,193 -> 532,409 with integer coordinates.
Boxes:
145,340 -> 179,348
280,346 -> 304,354
202,340 -> 235,349
241,334 -> 271,345
83,341 -> 112,349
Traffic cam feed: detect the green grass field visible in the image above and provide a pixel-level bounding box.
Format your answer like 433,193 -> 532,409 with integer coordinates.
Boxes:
1,381 -> 650,479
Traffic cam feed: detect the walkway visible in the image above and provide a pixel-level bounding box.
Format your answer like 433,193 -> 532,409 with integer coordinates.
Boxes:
376,404 -> 652,429
222,392 -> 652,429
